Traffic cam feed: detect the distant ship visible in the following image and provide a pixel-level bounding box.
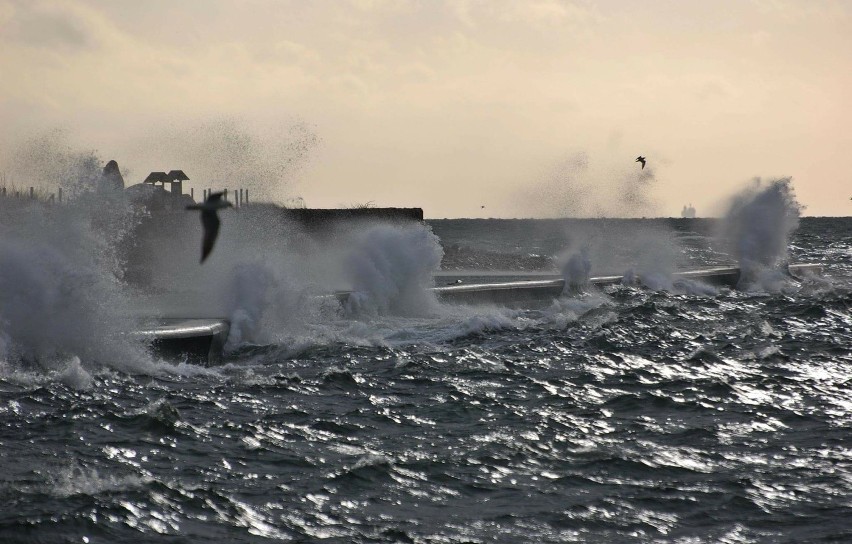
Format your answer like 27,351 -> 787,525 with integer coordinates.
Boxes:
681,203 -> 696,218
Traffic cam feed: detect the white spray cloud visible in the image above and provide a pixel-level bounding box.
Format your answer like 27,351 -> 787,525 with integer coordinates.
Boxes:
718,177 -> 802,290
343,223 -> 444,317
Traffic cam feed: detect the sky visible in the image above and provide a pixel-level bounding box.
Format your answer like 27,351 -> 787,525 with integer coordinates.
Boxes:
1,0 -> 850,217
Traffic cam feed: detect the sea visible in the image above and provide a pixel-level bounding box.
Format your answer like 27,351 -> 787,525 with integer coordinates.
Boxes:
1,184 -> 851,542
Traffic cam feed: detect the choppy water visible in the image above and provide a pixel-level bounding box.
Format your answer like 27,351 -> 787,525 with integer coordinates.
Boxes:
1,217 -> 851,543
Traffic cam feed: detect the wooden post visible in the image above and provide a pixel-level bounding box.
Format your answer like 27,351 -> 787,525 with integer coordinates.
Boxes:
244,189 -> 248,204
224,188 -> 228,202
191,187 -> 194,200
58,187 -> 63,203
29,187 -> 34,199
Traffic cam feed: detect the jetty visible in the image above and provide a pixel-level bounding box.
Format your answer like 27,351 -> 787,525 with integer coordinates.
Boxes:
428,263 -> 821,306
141,263 -> 822,365
134,318 -> 230,365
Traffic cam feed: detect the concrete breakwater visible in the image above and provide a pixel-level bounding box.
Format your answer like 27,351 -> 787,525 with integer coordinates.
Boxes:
280,207 -> 423,230
144,264 -> 822,365
123,205 -> 425,286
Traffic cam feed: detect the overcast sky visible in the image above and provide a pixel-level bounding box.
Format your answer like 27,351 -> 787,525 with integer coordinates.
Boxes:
1,0 -> 850,217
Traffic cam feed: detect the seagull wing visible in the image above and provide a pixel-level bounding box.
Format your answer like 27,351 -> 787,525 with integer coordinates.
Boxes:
200,209 -> 221,263
207,191 -> 225,204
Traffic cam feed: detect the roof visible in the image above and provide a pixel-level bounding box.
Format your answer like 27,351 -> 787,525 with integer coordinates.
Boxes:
167,170 -> 189,181
143,171 -> 169,184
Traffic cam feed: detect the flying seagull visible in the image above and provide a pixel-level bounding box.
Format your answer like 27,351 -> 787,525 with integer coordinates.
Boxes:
186,191 -> 232,263
635,156 -> 646,169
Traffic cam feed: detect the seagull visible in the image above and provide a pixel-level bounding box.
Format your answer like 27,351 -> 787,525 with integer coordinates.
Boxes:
186,191 -> 232,263
635,156 -> 646,169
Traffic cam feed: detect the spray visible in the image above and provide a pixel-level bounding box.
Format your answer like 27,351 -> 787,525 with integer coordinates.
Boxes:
718,178 -> 802,290
342,223 -> 443,317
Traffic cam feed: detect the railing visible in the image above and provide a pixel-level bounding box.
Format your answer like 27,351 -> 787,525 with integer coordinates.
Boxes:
0,186 -> 62,202
1,186 -> 249,208
197,188 -> 249,208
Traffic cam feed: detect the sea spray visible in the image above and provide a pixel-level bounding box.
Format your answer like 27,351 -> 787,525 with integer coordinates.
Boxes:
0,202 -> 147,372
343,223 -> 443,317
718,178 -> 802,290
561,248 -> 592,293
221,261 -> 322,349
520,152 -> 660,218
224,263 -> 276,349
141,117 -> 320,202
0,142 -> 152,374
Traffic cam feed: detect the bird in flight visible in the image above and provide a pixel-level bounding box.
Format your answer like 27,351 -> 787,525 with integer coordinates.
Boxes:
635,156 -> 646,169
186,191 -> 233,263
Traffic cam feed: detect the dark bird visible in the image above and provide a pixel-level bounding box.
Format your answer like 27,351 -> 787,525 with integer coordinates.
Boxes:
635,156 -> 646,169
186,191 -> 232,263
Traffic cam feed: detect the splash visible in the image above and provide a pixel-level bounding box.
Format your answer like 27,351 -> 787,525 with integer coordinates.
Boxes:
718,178 -> 802,290
1,129 -> 105,199
0,199 -> 147,370
519,151 -> 660,218
343,223 -> 443,317
139,117 -> 320,202
561,247 -> 591,292
0,136 -> 156,376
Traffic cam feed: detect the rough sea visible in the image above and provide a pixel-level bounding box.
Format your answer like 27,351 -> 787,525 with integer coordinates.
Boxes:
1,189 -> 851,542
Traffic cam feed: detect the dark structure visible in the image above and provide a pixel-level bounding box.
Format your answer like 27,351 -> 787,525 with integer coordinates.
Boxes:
101,160 -> 125,191
280,207 -> 423,231
143,170 -> 189,195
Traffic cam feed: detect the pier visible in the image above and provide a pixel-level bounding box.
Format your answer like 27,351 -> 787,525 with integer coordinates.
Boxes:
144,264 -> 822,365
428,263 -> 823,307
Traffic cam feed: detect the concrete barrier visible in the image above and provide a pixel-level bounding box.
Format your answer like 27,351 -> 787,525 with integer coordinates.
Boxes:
133,318 -> 230,365
430,264 -> 822,306
138,264 -> 822,365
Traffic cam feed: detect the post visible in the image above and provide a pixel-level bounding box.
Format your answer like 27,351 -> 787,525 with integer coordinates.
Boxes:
224,188 -> 228,202
244,189 -> 248,205
191,187 -> 194,200
58,187 -> 63,203
29,187 -> 34,199
1,187 -> 5,197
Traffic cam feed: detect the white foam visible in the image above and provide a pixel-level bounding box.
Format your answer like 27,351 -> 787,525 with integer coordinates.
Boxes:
342,223 -> 443,317
718,178 -> 802,292
46,464 -> 152,498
